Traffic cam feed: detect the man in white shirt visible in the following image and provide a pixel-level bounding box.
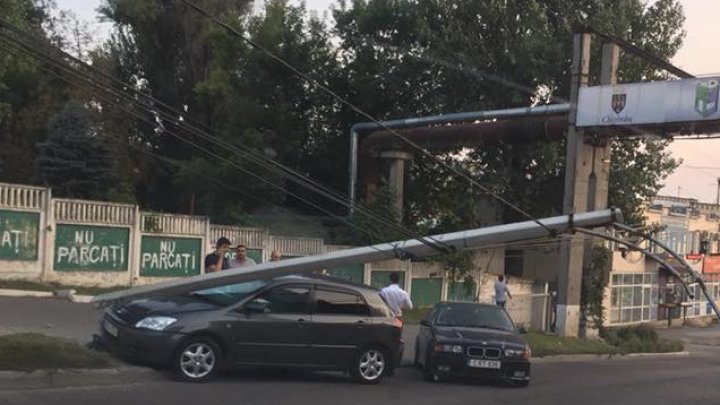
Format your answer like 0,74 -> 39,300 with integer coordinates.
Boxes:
494,275 -> 512,309
379,273 -> 413,318
228,244 -> 257,268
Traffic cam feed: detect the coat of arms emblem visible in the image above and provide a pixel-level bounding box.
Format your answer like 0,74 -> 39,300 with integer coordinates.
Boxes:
611,93 -> 626,114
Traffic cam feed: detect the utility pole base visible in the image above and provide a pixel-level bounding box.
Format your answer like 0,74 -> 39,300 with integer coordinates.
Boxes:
556,304 -> 581,337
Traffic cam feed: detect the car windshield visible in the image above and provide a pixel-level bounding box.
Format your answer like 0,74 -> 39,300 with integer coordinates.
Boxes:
434,304 -> 515,332
189,280 -> 269,306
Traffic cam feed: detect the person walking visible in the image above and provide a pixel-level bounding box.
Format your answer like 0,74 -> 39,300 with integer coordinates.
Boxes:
379,273 -> 413,318
205,237 -> 231,273
229,244 -> 257,268
494,275 -> 512,309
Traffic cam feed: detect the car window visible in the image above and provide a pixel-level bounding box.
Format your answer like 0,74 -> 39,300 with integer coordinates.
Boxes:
314,289 -> 370,316
248,286 -> 311,314
434,305 -> 515,331
189,280 -> 269,306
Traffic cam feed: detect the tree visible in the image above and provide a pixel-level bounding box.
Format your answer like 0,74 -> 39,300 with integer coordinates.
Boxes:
0,0 -> 71,183
37,101 -> 117,199
332,0 -> 685,232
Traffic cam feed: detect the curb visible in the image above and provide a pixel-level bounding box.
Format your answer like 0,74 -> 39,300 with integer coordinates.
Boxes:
532,351 -> 690,363
0,289 -> 54,298
0,366 -> 165,391
0,288 -> 94,303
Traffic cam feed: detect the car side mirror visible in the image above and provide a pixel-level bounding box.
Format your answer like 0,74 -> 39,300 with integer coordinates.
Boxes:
420,319 -> 431,327
243,300 -> 267,314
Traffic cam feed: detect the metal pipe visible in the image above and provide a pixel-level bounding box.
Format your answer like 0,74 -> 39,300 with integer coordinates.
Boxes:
94,208 -> 620,305
348,104 -> 571,211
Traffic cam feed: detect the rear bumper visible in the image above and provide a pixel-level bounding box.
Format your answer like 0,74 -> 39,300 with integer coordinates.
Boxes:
428,353 -> 531,381
96,317 -> 185,367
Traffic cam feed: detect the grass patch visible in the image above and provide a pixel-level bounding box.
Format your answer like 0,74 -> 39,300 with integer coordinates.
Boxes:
601,325 -> 684,354
0,333 -> 117,371
525,325 -> 684,357
525,332 -> 616,357
0,279 -> 127,296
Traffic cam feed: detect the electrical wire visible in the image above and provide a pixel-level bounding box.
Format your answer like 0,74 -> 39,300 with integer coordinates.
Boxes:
0,37 -> 399,250
178,0 -> 559,237
0,20 -> 455,255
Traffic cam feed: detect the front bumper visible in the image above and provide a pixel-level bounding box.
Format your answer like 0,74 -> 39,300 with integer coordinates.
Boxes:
428,352 -> 531,381
96,316 -> 185,367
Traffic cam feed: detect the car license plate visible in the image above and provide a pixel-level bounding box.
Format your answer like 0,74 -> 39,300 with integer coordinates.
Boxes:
104,320 -> 118,337
468,359 -> 501,369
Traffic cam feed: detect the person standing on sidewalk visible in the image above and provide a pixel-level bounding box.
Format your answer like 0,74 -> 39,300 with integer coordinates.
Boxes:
379,273 -> 413,318
229,244 -> 257,268
494,275 -> 512,309
205,237 -> 231,273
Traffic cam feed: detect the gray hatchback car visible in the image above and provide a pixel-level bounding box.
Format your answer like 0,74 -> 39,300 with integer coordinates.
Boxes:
97,275 -> 404,383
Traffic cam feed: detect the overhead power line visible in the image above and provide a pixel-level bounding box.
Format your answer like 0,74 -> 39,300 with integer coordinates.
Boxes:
178,0 -> 558,238
0,17 -> 455,255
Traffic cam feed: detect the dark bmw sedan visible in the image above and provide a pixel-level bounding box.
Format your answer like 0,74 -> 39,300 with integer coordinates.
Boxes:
414,302 -> 531,386
97,275 -> 403,383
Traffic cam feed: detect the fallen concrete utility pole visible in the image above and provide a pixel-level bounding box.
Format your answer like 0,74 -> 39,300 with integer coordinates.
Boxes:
93,208 -> 622,305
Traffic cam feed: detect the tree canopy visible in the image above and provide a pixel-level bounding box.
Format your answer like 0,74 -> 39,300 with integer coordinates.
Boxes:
0,0 -> 686,238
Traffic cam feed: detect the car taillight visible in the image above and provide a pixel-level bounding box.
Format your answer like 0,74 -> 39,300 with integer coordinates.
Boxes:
394,317 -> 403,329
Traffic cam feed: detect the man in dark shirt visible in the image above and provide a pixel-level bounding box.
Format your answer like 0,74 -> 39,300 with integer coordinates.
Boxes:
205,237 -> 231,273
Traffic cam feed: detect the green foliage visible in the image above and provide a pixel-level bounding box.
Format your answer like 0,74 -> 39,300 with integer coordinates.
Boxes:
609,138 -> 681,225
0,0 -> 71,183
601,325 -> 684,354
581,245 -> 612,329
343,183 -> 407,245
524,331 -> 616,357
335,0 -> 686,231
37,101 -> 117,199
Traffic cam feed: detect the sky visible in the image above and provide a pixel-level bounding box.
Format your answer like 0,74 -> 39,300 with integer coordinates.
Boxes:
56,0 -> 720,203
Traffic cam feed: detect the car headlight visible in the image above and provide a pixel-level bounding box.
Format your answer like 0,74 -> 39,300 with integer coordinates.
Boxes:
434,344 -> 463,353
505,345 -> 531,359
135,316 -> 177,331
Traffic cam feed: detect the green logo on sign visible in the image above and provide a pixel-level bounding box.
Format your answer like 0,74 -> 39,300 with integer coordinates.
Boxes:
695,80 -> 719,117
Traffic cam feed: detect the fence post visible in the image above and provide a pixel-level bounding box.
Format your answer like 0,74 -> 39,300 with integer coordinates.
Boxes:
40,187 -> 53,282
129,206 -> 141,286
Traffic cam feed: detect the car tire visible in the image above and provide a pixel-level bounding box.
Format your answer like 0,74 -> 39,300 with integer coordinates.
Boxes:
172,336 -> 222,383
413,340 -> 421,368
421,349 -> 440,382
350,346 -> 388,384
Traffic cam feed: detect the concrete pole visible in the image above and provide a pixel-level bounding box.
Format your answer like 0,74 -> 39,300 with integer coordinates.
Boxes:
380,151 -> 413,221
557,32 -> 592,338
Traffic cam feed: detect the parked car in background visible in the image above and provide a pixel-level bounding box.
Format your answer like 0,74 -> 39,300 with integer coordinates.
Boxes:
97,275 -> 403,384
414,302 -> 531,387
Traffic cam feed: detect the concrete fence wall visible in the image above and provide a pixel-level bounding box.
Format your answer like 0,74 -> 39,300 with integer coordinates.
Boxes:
0,182 -> 552,329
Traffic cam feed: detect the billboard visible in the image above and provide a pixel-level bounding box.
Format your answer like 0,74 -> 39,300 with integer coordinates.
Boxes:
576,77 -> 720,127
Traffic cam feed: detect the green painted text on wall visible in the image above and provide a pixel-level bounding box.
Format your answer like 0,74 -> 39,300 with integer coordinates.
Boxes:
54,225 -> 129,271
0,210 -> 40,261
141,236 -> 202,277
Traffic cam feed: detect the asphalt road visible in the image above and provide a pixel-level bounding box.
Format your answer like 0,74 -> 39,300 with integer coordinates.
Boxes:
2,353 -> 720,405
0,297 -> 103,343
3,296 -> 720,405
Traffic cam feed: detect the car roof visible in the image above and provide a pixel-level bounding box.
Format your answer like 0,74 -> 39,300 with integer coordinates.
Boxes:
434,301 -> 501,310
268,273 -> 380,294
